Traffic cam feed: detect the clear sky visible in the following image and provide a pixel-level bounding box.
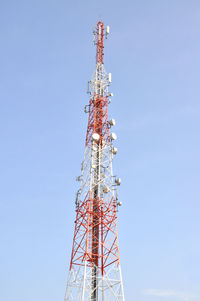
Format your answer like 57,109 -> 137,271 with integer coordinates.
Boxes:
0,0 -> 200,301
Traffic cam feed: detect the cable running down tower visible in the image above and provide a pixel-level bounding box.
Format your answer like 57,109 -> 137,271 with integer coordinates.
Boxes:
64,21 -> 125,301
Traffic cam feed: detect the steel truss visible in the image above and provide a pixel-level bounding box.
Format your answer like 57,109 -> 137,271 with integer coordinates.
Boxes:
64,21 -> 125,301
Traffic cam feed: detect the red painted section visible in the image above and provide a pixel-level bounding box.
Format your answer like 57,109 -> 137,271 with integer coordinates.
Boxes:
96,21 -> 104,64
86,94 -> 110,147
70,194 -> 119,275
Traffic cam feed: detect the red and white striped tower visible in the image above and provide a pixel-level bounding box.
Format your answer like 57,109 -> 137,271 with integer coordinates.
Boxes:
64,21 -> 125,301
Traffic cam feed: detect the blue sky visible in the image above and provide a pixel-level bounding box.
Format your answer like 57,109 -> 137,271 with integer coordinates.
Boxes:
0,0 -> 200,300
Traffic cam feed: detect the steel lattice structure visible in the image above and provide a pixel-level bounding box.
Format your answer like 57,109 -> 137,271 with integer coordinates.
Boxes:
64,21 -> 125,301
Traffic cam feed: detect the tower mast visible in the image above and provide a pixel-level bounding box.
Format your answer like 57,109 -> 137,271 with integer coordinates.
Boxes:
91,21 -> 104,301
64,21 -> 125,301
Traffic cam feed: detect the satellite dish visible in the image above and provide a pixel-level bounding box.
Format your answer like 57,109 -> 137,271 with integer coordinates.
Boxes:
92,133 -> 100,141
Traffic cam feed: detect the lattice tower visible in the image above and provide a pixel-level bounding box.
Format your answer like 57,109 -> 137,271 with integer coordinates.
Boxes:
64,20 -> 125,301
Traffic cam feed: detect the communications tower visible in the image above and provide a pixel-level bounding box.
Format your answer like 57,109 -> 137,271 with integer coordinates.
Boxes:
64,21 -> 125,301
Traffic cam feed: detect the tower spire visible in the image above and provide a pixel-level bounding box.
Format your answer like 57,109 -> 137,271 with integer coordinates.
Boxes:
95,21 -> 104,64
64,21 -> 125,301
